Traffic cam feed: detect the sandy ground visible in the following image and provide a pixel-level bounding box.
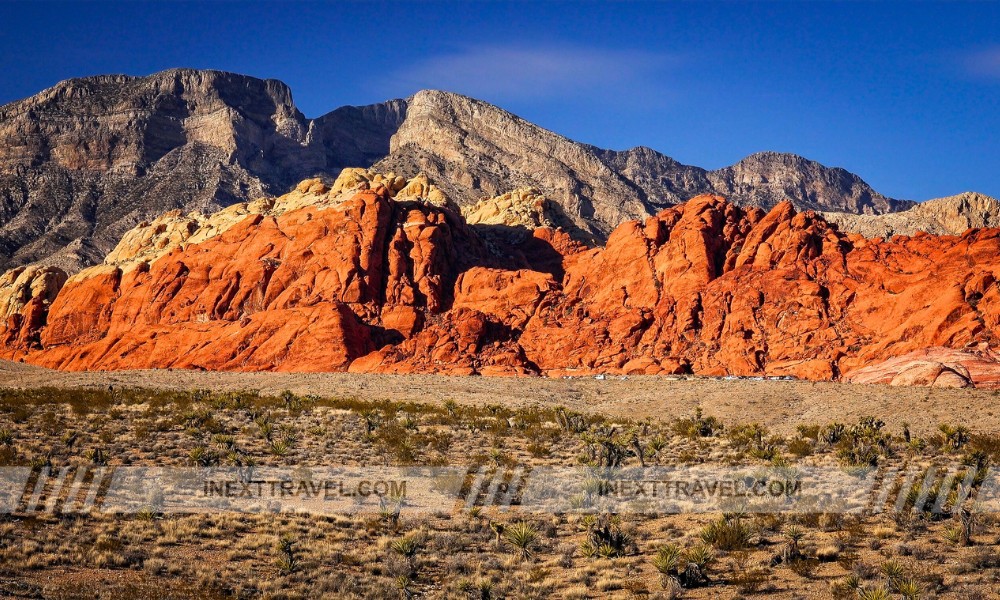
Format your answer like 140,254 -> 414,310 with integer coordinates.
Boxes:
1,360 -> 996,436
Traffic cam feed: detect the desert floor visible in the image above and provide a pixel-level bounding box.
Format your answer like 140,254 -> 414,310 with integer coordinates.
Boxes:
1,361 -> 999,599
1,360 -> 996,436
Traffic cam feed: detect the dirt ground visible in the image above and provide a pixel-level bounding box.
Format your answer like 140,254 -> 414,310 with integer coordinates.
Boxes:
1,360 -> 996,437
2,362 -> 999,598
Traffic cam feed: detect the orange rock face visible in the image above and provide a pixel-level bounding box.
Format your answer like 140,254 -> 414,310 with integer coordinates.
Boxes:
2,189 -> 483,371
4,188 -> 1000,386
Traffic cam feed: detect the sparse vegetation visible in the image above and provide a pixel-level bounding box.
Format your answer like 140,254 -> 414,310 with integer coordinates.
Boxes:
0,384 -> 994,598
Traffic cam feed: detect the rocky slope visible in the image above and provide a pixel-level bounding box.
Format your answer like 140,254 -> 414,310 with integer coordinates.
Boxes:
377,91 -> 913,239
706,152 -> 906,213
2,174 -> 998,386
0,69 -> 922,274
823,192 -> 1000,238
0,69 -> 406,273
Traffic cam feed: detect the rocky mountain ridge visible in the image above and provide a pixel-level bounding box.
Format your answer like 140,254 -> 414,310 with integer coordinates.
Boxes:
823,192 -> 1000,238
1,176 -> 998,386
0,68 -> 929,273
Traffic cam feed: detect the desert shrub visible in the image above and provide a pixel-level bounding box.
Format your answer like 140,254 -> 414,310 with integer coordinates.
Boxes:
787,557 -> 818,577
733,566 -> 770,593
580,514 -> 634,558
727,424 -> 780,460
700,516 -> 754,551
786,437 -> 814,457
672,408 -> 723,439
969,432 -> 1000,460
796,424 -> 820,441
0,386 -> 116,416
837,417 -> 892,466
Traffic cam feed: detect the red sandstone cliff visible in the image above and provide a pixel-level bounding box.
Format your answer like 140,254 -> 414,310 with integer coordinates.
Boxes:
1,177 -> 998,385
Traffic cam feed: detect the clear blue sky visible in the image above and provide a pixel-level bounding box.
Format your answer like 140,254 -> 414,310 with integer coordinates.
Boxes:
1,1 -> 998,201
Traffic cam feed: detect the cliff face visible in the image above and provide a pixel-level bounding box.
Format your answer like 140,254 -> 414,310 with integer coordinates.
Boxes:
823,192 -> 1000,238
0,69 -> 923,275
706,152 -> 911,214
0,69 -> 404,273
3,177 -> 998,386
376,91 -> 912,240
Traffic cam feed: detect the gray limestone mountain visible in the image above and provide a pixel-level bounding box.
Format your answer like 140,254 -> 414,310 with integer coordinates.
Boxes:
0,69 -> 404,272
0,68 -> 963,273
377,91 -> 913,239
706,151 -> 910,214
822,192 -> 1000,238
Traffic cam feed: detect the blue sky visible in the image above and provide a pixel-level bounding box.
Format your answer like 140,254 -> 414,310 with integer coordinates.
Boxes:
1,1 -> 998,201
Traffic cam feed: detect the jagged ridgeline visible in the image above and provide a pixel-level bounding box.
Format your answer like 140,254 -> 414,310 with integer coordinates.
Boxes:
0,170 -> 998,387
0,68 -> 923,274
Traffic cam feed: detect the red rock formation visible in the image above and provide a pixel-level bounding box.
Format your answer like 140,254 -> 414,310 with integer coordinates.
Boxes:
1,188 -> 486,371
846,346 -> 1000,388
3,186 -> 1000,386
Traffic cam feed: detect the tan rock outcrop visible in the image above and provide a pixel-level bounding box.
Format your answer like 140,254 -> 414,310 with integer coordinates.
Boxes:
0,265 -> 68,349
462,188 -> 561,229
823,192 -> 1000,238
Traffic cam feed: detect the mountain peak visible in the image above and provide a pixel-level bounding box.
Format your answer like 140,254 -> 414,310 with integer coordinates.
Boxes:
0,68 -> 944,274
824,190 -> 1000,237
709,151 -> 909,214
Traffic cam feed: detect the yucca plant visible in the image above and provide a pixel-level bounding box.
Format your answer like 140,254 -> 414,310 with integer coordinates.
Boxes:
896,578 -> 922,600
940,423 -> 971,451
881,559 -> 907,591
653,543 -> 681,587
276,533 -> 297,574
395,575 -> 413,600
684,544 -> 715,570
783,523 -> 805,560
653,543 -> 681,576
842,573 -> 861,591
269,439 -> 289,456
390,536 -> 419,558
584,514 -> 633,558
943,523 -> 964,545
856,586 -> 891,600
86,447 -> 108,466
829,572 -> 862,597
503,521 -> 539,559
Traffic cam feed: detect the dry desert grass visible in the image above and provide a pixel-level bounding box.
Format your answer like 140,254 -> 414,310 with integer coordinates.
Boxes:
0,364 -> 998,598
